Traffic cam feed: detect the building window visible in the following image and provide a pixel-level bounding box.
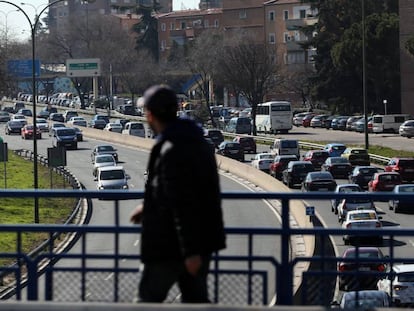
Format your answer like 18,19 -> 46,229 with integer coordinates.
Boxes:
269,11 -> 275,21
269,33 -> 275,44
181,21 -> 186,29
283,10 -> 289,20
170,22 -> 174,30
161,23 -> 166,31
300,9 -> 306,19
239,10 -> 247,19
204,19 -> 209,28
214,19 -> 219,28
284,32 -> 291,42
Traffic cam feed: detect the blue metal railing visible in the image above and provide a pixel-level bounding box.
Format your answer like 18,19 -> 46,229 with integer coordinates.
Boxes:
0,189 -> 414,306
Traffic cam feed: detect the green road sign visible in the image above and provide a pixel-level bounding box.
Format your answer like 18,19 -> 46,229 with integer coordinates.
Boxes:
66,58 -> 101,77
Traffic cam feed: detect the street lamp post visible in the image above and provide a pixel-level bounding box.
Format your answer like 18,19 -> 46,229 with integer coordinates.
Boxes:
0,9 -> 19,51
362,0 -> 369,150
0,0 -> 66,224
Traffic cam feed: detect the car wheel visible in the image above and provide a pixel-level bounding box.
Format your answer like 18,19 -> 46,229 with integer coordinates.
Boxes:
288,179 -> 293,188
394,203 -> 400,213
343,237 -> 349,245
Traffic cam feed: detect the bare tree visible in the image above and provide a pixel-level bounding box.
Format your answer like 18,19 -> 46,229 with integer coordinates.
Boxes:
218,33 -> 284,135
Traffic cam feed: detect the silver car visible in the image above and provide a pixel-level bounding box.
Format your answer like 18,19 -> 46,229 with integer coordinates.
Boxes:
399,120 -> 414,138
92,154 -> 117,177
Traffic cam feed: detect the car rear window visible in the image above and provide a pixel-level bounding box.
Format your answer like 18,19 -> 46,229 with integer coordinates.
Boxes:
281,140 -> 298,148
58,129 -> 75,135
399,159 -> 414,167
398,273 -> 414,282
130,123 -> 144,129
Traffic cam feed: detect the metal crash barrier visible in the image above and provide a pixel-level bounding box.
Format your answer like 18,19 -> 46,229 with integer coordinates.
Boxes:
0,190 -> 413,308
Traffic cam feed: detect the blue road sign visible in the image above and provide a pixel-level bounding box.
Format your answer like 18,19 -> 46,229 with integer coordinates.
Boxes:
7,59 -> 41,78
305,206 -> 315,216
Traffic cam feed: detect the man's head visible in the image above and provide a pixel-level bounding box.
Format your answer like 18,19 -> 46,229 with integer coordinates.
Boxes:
144,85 -> 178,123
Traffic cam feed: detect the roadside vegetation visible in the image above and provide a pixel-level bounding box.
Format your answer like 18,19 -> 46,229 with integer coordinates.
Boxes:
0,151 -> 77,266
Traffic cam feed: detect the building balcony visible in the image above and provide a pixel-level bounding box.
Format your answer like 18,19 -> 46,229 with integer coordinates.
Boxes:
285,16 -> 318,31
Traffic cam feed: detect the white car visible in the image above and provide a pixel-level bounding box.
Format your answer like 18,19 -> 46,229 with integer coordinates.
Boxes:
331,183 -> 362,214
35,118 -> 49,132
337,197 -> 376,223
377,264 -> 414,307
67,116 -> 87,127
251,153 -> 274,172
92,154 -> 117,177
342,209 -> 382,245
11,114 -> 27,124
104,123 -> 123,133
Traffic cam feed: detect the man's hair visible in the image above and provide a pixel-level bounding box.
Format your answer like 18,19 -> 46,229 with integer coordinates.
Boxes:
144,85 -> 178,123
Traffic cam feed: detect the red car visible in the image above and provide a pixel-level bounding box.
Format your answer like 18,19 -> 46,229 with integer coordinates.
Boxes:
368,172 -> 402,192
302,114 -> 316,127
302,150 -> 330,170
21,124 -> 42,140
384,157 -> 414,182
269,155 -> 298,180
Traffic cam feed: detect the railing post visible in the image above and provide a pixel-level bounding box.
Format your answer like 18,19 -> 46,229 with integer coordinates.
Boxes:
276,197 -> 293,305
26,259 -> 38,300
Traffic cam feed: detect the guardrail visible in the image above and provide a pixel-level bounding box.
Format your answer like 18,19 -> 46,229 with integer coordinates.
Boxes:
0,190 -> 414,307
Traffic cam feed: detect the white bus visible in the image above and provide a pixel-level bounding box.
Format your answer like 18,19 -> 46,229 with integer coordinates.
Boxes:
255,101 -> 293,134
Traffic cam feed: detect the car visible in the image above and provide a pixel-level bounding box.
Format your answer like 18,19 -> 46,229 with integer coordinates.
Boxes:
49,113 -> 65,123
341,148 -> 371,167
5,120 -> 25,135
321,157 -> 352,179
334,290 -> 390,309
122,122 -> 146,137
35,118 -> 49,132
94,165 -> 130,190
302,150 -> 330,170
17,108 -> 33,117
251,153 -> 274,172
349,166 -> 383,190
67,116 -> 88,127
0,111 -> 11,122
232,136 -> 256,154
301,171 -> 337,192
113,119 -> 131,130
49,123 -> 66,136
388,184 -> 414,213
216,141 -> 244,161
331,116 -> 349,130
377,264 -> 414,306
301,113 -> 316,127
269,154 -> 298,180
337,247 -> 387,291
384,157 -> 414,182
331,184 -> 363,214
310,114 -> 329,128
36,110 -> 50,119
104,123 -> 123,133
337,197 -> 376,223
354,116 -> 373,133
92,114 -> 110,124
322,115 -> 337,129
2,106 -> 15,114
73,127 -> 83,142
91,145 -> 118,162
21,124 -> 42,140
292,112 -> 313,126
282,160 -> 315,188
204,129 -> 224,147
345,116 -> 363,131
11,114 -> 27,124
63,110 -> 78,122
89,119 -> 107,129
92,154 -> 117,177
323,143 -> 347,157
52,127 -> 78,150
342,209 -> 383,245
368,172 -> 402,192
399,119 -> 414,138
337,117 -> 349,131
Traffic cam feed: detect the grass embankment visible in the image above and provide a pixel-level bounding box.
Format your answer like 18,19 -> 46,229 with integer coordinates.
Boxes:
0,151 -> 76,266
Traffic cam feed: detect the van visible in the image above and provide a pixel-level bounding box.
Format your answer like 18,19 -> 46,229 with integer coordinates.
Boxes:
372,114 -> 411,133
225,117 -> 252,134
122,122 -> 146,138
270,138 -> 300,159
95,166 -> 130,190
13,102 -> 25,113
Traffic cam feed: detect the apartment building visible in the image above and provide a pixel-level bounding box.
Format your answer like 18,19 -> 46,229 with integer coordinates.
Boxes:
199,0 -> 223,9
157,8 -> 222,61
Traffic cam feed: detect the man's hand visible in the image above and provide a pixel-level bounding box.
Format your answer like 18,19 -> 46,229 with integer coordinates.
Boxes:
185,255 -> 202,276
130,204 -> 143,224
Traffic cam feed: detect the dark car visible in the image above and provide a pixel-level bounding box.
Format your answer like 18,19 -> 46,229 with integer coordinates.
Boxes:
338,247 -> 387,291
349,166 -> 383,190
5,120 -> 25,135
331,116 -> 349,130
301,171 -> 337,192
52,127 -> 78,150
321,157 -> 353,178
49,113 -> 65,123
389,184 -> 414,213
368,172 -> 402,192
204,129 -> 224,148
233,136 -> 256,154
269,154 -> 298,180
302,150 -> 330,170
91,145 -> 119,162
63,110 -> 78,122
322,115 -> 337,129
73,127 -> 83,142
89,119 -> 107,130
384,157 -> 414,182
217,141 -> 244,161
282,160 -> 315,188
36,110 -> 50,119
0,111 -> 10,123
114,119 -> 131,130
49,123 -> 66,137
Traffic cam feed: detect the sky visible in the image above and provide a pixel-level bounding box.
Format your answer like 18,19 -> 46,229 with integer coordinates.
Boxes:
0,0 -> 199,41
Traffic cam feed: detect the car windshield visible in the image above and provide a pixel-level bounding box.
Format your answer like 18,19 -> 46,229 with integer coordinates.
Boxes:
349,212 -> 377,220
98,146 -> 115,152
96,156 -> 114,163
399,186 -> 414,193
331,157 -> 348,164
57,129 -> 75,135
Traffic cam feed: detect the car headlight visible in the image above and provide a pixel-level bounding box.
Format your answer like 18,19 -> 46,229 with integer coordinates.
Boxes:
122,184 -> 129,189
98,185 -> 105,190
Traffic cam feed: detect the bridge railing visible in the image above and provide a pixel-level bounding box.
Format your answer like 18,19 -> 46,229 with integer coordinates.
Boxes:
0,190 -> 413,307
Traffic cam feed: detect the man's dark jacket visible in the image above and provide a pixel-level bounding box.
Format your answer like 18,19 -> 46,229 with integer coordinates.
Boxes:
141,118 -> 226,262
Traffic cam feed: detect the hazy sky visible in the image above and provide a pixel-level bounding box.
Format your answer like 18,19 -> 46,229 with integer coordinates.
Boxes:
0,0 -> 199,41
